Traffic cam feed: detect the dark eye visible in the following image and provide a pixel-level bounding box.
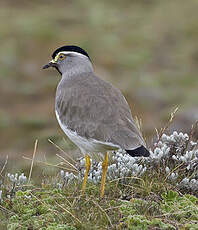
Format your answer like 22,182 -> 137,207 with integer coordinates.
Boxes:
59,55 -> 65,60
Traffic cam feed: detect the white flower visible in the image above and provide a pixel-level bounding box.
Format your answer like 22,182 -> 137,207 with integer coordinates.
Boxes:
172,155 -> 177,160
190,141 -> 197,146
191,179 -> 197,184
187,165 -> 191,170
183,134 -> 189,140
173,131 -> 178,137
180,156 -> 186,162
165,167 -> 170,174
181,178 -> 189,184
18,173 -> 27,184
161,134 -> 168,142
60,170 -> 65,177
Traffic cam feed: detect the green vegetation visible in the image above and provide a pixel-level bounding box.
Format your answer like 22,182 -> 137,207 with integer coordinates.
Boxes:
1,178 -> 198,229
1,126 -> 198,229
0,0 -> 198,229
121,191 -> 198,229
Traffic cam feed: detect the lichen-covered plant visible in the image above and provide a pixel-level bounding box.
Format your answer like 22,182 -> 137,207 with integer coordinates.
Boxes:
0,130 -> 197,230
58,131 -> 198,194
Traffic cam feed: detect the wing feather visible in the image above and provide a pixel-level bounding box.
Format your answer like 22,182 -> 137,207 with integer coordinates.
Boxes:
56,73 -> 145,150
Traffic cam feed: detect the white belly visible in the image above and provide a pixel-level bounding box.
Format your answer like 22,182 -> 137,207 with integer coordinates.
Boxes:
55,110 -> 119,155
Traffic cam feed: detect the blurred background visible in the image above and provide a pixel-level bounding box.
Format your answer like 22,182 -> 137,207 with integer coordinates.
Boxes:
0,0 -> 198,170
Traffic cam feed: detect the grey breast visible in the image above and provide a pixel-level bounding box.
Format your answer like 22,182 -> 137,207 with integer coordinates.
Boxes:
55,72 -> 146,150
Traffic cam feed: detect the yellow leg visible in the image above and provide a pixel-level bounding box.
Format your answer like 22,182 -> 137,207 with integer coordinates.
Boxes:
100,152 -> 108,198
82,154 -> 91,194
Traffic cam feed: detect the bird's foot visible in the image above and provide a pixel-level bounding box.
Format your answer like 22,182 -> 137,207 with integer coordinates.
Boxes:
82,154 -> 91,194
100,152 -> 108,198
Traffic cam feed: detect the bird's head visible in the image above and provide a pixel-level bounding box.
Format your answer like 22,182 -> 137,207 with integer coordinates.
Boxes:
42,45 -> 92,75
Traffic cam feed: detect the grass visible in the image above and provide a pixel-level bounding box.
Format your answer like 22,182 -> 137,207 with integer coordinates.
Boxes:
0,119 -> 197,229
0,174 -> 197,229
0,1 -> 198,228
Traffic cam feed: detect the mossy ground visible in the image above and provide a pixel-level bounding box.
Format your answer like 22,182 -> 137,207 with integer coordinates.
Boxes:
0,1 -> 198,229
1,175 -> 197,230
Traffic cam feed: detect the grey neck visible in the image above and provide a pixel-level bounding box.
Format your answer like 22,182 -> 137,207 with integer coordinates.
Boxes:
59,57 -> 94,77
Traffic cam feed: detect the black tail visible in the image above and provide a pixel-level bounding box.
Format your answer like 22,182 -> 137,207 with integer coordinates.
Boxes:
126,145 -> 150,157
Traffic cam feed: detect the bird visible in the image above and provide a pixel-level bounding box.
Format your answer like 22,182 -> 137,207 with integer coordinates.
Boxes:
43,45 -> 150,197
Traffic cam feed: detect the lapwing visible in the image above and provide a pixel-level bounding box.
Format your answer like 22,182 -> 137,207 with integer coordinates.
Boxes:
43,45 -> 150,197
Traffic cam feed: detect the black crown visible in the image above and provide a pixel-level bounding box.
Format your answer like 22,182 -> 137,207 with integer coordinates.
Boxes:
52,45 -> 90,60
